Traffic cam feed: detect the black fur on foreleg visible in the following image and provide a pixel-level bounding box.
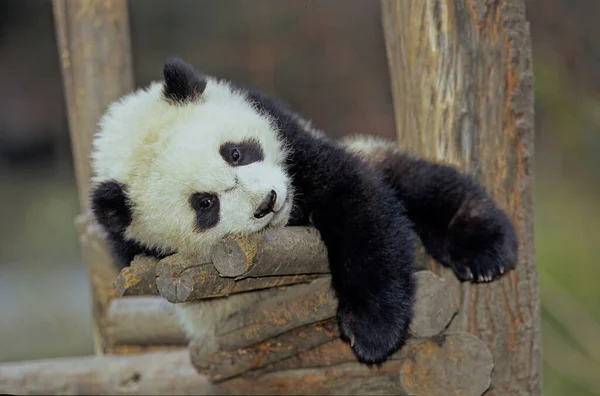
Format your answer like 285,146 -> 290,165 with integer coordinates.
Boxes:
383,153 -> 517,283
242,86 -> 418,364
313,202 -> 417,365
306,166 -> 418,365
341,137 -> 518,284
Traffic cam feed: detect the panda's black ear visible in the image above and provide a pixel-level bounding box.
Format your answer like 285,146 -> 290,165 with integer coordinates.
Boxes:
162,58 -> 207,105
90,181 -> 132,234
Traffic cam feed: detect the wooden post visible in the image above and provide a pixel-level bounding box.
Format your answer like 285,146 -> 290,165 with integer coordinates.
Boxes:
380,0 -> 541,394
52,0 -> 134,355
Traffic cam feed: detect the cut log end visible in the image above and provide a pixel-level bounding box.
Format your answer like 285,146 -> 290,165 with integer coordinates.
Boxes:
399,333 -> 494,396
115,256 -> 159,297
210,227 -> 330,279
210,237 -> 253,278
409,270 -> 459,337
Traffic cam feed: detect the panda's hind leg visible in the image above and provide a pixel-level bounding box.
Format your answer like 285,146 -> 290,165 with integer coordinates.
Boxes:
341,135 -> 518,283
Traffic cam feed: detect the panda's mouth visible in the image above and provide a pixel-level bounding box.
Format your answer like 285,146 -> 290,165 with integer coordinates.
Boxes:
256,196 -> 291,232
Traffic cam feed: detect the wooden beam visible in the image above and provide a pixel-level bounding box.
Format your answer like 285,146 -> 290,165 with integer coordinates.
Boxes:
0,350 -> 214,395
155,254 -> 322,303
210,227 -> 329,278
53,0 -> 134,356
215,277 -> 337,351
191,319 -> 339,382
190,271 -> 459,381
217,333 -> 493,396
0,333 -> 493,396
104,296 -> 187,349
381,0 -> 541,394
52,0 -> 134,212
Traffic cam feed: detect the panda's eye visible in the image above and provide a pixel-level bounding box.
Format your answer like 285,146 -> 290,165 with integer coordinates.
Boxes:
190,193 -> 219,212
199,196 -> 214,209
231,148 -> 241,163
220,140 -> 264,166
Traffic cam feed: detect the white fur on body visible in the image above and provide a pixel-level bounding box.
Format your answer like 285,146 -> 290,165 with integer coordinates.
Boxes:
91,78 -> 295,344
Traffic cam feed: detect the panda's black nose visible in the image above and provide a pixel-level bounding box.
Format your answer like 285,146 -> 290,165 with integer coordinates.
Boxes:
254,190 -> 277,219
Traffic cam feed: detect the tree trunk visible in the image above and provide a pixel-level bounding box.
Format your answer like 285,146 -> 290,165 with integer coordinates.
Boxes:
52,0 -> 134,355
380,0 -> 541,395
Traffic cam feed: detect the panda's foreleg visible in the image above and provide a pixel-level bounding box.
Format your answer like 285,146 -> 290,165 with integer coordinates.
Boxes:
246,89 -> 416,365
284,144 -> 417,364
297,149 -> 417,366
342,136 -> 518,283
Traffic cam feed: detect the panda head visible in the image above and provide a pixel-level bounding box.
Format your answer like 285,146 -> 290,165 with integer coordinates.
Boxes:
90,58 -> 293,260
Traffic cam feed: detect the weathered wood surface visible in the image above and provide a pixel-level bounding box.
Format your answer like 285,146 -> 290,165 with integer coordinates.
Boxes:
190,271 -> 459,381
191,319 -> 339,382
215,277 -> 337,351
381,0 -> 541,394
53,0 -> 134,355
115,255 -> 159,297
210,227 -> 329,278
399,333 -> 494,396
74,215 -> 121,355
0,350 -> 215,395
0,333 -> 493,396
409,270 -> 458,337
217,333 -> 493,396
52,0 -> 134,212
105,296 -> 187,348
219,360 -> 407,395
155,254 -> 322,303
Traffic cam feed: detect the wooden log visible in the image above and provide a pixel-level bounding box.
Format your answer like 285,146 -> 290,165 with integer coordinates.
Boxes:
216,277 -> 337,351
219,360 -> 407,395
189,270 -> 458,381
155,254 -> 322,303
115,256 -> 159,297
0,350 -> 215,395
105,296 -> 187,348
53,0 -> 134,355
399,332 -> 494,396
191,319 -> 339,382
409,270 -> 458,337
218,332 -> 493,396
74,215 -> 121,355
52,0 -> 134,212
210,227 -> 329,278
381,1 -> 541,393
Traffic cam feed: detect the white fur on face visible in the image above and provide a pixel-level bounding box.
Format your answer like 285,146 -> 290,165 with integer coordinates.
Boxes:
91,78 -> 293,259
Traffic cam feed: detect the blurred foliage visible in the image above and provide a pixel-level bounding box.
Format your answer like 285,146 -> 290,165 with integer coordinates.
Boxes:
0,1 -> 599,395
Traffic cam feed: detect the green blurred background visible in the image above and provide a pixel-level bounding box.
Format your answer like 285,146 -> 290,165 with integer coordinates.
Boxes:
0,1 -> 598,394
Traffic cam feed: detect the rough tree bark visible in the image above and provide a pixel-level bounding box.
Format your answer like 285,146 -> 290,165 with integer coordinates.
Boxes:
53,0 -> 134,355
380,0 -> 541,395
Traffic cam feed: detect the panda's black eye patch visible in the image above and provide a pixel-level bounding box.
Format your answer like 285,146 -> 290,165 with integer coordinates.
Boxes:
219,139 -> 264,166
190,192 -> 220,230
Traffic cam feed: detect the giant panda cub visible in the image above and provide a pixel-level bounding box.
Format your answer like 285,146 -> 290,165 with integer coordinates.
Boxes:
90,58 -> 517,365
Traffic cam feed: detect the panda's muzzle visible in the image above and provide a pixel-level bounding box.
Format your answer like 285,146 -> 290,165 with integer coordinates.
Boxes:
253,190 -> 277,219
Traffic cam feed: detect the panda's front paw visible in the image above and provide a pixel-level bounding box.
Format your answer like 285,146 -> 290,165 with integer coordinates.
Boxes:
444,202 -> 518,283
337,294 -> 413,365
